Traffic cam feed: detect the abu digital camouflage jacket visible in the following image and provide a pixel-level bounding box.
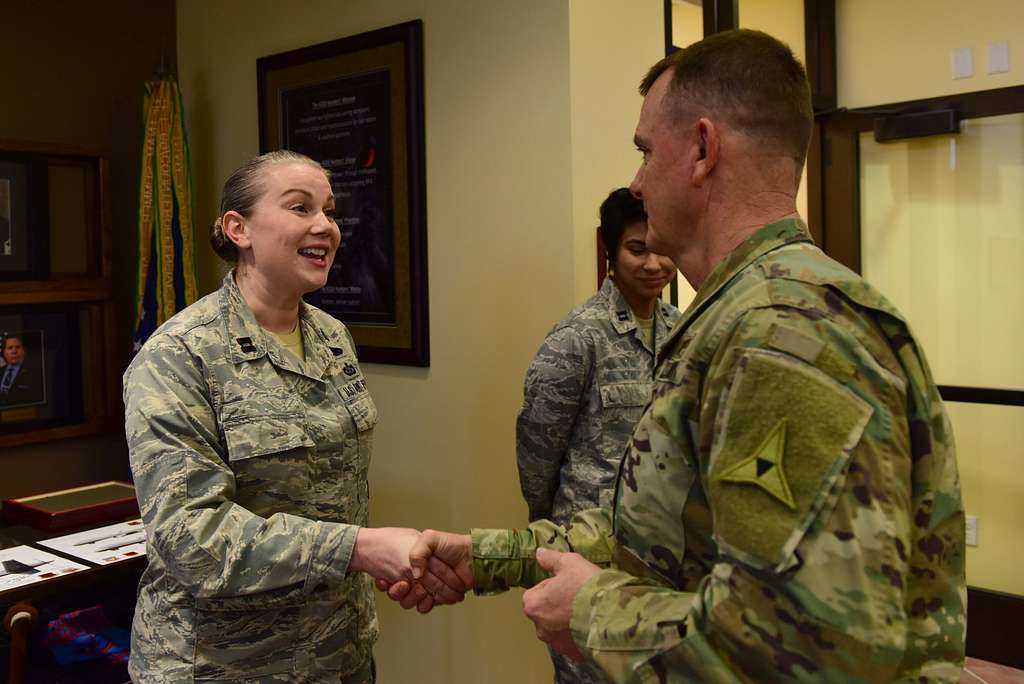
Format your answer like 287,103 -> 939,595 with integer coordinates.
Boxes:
517,277 -> 680,525
473,219 -> 966,683
124,272 -> 379,683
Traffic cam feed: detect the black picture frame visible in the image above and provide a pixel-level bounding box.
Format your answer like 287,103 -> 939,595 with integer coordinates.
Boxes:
0,304 -> 83,435
0,151 -> 50,280
257,20 -> 429,367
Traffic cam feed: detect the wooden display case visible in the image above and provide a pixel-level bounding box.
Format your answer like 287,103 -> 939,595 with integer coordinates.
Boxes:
0,139 -> 117,449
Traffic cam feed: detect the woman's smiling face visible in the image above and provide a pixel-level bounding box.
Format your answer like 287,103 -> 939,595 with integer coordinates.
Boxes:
238,161 -> 341,297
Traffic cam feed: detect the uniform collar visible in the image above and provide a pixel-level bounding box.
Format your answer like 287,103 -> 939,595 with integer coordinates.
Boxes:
602,276 -> 639,336
220,271 -> 348,380
222,271 -> 269,364
670,218 -> 813,341
602,276 -> 676,354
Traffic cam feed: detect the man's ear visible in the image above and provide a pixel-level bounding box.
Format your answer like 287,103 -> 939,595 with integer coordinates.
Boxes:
692,117 -> 720,186
222,211 -> 251,250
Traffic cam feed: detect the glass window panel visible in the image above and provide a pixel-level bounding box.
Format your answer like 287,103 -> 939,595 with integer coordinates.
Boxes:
946,401 -> 1024,595
860,113 -> 1024,390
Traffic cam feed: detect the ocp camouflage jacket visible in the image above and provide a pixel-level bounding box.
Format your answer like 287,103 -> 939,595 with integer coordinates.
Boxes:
473,219 -> 966,683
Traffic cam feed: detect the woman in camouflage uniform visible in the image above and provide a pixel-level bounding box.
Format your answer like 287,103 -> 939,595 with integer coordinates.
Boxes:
123,152 -> 461,683
516,188 -> 680,683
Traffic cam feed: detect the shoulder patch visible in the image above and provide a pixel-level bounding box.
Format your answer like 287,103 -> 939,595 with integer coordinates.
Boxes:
718,418 -> 795,509
709,349 -> 873,572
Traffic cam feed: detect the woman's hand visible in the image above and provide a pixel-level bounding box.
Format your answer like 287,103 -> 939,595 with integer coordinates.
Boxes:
374,530 -> 475,613
349,527 -> 420,583
350,528 -> 468,607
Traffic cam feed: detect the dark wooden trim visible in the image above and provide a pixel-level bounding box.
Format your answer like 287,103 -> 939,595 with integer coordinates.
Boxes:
819,121 -> 860,271
967,586 -> 1024,669
824,85 -> 1024,133
702,0 -> 738,35
806,121 -> 823,246
939,386 -> 1024,407
803,0 -> 836,113
664,0 -> 675,55
803,1 -> 834,249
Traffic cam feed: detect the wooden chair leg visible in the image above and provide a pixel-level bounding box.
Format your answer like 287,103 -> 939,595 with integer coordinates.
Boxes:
4,602 -> 38,684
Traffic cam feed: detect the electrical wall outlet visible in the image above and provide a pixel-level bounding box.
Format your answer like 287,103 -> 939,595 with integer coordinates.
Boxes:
965,515 -> 978,546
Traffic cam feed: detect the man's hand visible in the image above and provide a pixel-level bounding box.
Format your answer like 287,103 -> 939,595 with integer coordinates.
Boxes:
376,529 -> 474,613
522,547 -> 601,660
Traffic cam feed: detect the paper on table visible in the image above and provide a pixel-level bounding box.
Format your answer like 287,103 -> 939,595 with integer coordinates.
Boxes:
39,518 -> 147,565
0,546 -> 89,591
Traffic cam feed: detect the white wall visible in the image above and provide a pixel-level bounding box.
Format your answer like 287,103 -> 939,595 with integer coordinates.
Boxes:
178,1 -> 577,681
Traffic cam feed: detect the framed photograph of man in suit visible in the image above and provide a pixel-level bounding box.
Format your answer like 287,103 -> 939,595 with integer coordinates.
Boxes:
0,305 -> 82,434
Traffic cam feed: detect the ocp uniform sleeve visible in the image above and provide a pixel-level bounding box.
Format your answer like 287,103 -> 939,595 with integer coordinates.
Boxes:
125,333 -> 359,599
516,326 -> 593,521
569,306 -> 960,683
471,508 -> 614,592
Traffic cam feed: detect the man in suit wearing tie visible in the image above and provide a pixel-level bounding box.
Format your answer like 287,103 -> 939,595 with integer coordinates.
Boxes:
0,334 -> 44,408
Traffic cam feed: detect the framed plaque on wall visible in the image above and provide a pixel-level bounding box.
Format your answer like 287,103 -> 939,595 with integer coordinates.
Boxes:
258,20 -> 429,367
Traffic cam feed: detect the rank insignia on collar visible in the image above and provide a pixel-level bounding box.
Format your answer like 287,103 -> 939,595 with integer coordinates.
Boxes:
236,337 -> 257,353
718,418 -> 796,510
342,362 -> 357,377
617,311 -> 630,321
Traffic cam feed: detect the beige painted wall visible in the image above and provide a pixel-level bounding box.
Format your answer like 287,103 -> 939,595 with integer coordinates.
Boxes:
569,0 -> 665,302
177,1 -> 579,681
837,0 -> 1024,108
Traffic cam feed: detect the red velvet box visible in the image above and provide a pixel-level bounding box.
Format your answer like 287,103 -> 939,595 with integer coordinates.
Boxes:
2,481 -> 139,531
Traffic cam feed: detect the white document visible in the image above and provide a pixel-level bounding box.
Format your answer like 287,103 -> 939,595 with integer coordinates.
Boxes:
0,545 -> 89,591
39,518 -> 147,565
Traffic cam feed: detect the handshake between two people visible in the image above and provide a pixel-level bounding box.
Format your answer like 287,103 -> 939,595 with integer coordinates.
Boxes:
351,528 -> 603,661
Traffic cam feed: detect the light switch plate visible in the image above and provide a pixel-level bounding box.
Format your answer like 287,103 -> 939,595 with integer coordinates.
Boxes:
952,47 -> 974,80
988,41 -> 1009,74
965,515 -> 978,546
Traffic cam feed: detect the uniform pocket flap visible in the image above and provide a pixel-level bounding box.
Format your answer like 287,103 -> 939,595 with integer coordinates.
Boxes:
196,581 -> 307,612
600,382 -> 652,408
223,414 -> 313,461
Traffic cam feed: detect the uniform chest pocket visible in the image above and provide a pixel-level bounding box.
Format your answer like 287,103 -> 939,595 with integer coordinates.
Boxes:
600,381 -> 652,409
220,397 -> 315,512
222,413 -> 314,460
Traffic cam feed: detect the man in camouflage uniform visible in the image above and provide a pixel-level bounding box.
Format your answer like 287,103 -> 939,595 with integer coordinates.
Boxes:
124,272 -> 380,683
395,29 -> 966,682
517,189 -> 679,682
